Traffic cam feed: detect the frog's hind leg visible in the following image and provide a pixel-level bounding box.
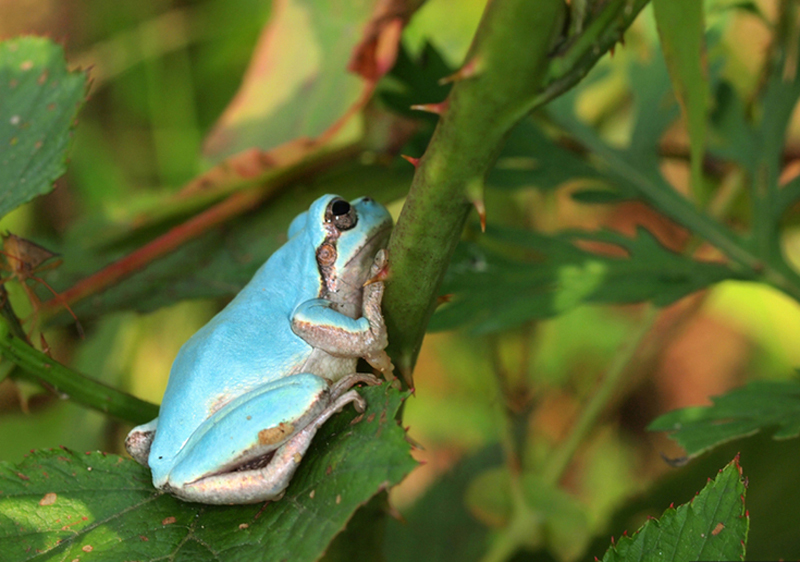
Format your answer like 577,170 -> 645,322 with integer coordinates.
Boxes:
125,417 -> 158,467
173,384 -> 370,504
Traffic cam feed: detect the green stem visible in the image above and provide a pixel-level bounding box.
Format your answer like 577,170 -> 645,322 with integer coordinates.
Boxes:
0,329 -> 159,424
541,304 -> 659,485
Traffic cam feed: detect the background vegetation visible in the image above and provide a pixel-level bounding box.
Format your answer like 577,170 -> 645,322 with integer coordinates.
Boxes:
0,0 -> 799,560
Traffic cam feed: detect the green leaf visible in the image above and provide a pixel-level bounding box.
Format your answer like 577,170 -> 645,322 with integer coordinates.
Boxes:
601,457 -> 748,562
708,81 -> 757,169
0,384 -> 416,562
488,119 -> 607,191
570,187 -> 630,204
430,226 -> 742,334
547,59 -> 757,273
777,175 -> 800,218
0,37 -> 86,218
648,380 -> 800,458
653,0 -> 709,200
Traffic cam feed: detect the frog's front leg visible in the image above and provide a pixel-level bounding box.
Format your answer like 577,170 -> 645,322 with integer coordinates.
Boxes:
292,251 -> 393,374
159,373 -> 378,504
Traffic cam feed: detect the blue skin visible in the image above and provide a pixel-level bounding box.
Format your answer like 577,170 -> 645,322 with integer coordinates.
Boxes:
125,195 -> 393,504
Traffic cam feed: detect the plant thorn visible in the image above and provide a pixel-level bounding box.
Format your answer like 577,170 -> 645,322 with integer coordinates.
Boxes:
439,56 -> 482,85
410,100 -> 449,115
472,198 -> 486,232
400,154 -> 420,167
404,431 -> 425,450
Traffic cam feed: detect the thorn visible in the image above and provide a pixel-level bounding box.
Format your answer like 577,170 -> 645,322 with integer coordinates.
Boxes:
472,198 -> 486,232
410,100 -> 449,115
39,333 -> 51,357
439,56 -> 482,85
400,154 -> 420,167
466,179 -> 486,232
619,33 -> 626,47
404,431 -> 425,450
436,293 -> 454,306
610,45 -> 616,57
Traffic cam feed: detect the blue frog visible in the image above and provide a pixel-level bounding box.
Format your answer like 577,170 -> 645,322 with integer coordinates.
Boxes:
126,195 -> 393,504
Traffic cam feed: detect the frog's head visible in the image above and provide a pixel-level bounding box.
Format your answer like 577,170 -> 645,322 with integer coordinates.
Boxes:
289,194 -> 393,302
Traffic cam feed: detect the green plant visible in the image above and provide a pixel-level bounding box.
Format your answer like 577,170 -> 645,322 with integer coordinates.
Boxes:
1,0 -> 800,560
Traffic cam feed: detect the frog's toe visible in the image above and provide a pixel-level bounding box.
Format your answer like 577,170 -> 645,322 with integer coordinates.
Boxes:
125,418 -> 158,467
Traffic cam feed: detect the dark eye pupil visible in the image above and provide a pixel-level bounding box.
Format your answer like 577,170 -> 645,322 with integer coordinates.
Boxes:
332,200 -> 350,216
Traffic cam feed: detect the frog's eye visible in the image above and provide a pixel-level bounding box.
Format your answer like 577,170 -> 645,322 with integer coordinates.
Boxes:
327,198 -> 358,231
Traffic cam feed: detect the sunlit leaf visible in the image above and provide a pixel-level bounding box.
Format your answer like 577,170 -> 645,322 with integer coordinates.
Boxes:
203,0 -> 410,162
0,37 -> 86,218
0,384 -> 415,562
600,458 -> 748,562
649,380 -> 800,458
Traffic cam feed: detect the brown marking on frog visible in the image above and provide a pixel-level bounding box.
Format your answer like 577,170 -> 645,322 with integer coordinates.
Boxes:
258,422 -> 295,446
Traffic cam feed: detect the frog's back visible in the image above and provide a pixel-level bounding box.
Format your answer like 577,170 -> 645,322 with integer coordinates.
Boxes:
151,237 -> 320,460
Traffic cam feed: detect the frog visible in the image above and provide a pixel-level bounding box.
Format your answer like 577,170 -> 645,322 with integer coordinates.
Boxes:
125,194 -> 394,504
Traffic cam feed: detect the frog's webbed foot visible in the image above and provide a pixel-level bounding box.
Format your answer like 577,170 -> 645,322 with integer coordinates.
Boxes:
125,418 -> 158,467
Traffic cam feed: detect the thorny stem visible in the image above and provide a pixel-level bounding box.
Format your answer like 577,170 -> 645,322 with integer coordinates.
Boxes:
383,0 -> 567,382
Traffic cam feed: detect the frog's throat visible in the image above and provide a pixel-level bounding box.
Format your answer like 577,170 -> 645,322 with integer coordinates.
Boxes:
317,223 -> 391,307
